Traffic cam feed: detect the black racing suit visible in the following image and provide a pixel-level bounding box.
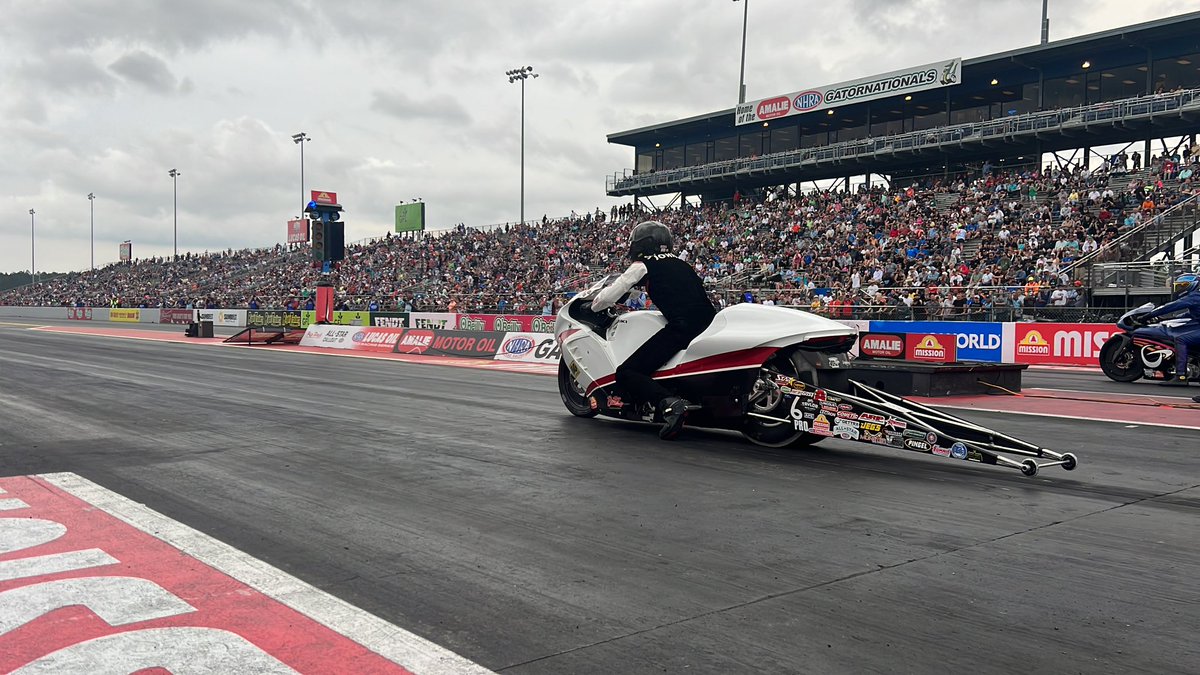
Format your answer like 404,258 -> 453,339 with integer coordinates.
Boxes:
592,253 -> 716,409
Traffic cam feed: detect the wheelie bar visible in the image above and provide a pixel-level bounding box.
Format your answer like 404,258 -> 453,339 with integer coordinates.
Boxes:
751,374 -> 1078,477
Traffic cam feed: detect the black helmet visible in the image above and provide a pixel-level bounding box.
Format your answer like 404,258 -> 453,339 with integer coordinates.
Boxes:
628,220 -> 673,260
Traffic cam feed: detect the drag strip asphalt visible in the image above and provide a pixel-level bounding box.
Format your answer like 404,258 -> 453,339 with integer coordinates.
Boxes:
1,325 -> 1198,674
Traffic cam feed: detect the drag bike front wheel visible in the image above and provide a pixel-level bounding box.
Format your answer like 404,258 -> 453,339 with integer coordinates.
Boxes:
1099,337 -> 1142,382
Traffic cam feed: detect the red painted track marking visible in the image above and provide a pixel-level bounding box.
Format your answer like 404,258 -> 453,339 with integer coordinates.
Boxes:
0,475 -> 419,673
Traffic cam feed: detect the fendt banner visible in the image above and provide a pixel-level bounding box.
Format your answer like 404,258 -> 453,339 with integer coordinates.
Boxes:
735,57 -> 962,125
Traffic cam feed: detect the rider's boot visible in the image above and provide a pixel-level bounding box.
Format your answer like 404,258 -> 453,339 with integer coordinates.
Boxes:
1159,374 -> 1189,386
658,396 -> 696,440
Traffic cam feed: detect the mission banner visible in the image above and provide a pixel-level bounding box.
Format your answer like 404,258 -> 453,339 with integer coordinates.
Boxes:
735,57 -> 962,125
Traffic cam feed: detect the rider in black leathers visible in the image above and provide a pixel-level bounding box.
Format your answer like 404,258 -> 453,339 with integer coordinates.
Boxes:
591,221 -> 716,439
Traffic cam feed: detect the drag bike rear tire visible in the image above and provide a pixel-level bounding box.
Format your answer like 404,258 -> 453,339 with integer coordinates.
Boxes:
558,360 -> 598,418
1099,337 -> 1142,382
741,352 -> 824,448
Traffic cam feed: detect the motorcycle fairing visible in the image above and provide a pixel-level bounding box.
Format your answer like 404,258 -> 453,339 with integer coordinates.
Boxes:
559,303 -> 856,397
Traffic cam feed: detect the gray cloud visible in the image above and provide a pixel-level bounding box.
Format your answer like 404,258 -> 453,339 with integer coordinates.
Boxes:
0,0 -> 1196,272
109,51 -> 178,93
369,90 -> 471,124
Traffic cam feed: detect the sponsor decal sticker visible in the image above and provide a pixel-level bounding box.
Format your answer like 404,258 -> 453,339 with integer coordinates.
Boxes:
858,333 -> 905,358
931,445 -> 952,457
950,442 -> 969,460
903,438 -> 933,452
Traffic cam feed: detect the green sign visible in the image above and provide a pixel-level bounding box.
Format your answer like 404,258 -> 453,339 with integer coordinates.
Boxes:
395,202 -> 426,233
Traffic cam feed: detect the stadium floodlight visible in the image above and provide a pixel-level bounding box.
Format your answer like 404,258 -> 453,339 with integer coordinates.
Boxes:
733,0 -> 749,103
168,169 -> 180,259
991,78 -> 999,85
292,132 -> 310,221
87,192 -> 95,270
29,209 -> 35,284
1081,60 -> 1091,69
506,65 -> 538,225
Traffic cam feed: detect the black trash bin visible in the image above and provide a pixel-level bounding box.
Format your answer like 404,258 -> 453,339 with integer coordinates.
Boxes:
198,320 -> 214,338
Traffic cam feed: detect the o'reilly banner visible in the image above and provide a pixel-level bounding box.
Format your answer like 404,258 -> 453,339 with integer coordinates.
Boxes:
735,57 -> 961,125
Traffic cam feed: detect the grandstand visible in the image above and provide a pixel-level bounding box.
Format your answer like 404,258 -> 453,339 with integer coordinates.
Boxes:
3,13 -> 1200,320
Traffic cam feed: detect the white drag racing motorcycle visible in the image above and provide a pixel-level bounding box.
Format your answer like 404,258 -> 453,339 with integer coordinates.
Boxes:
553,277 -> 858,447
552,276 -> 1080,477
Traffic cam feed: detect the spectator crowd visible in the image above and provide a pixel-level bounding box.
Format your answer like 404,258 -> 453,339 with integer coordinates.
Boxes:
3,149 -> 1198,320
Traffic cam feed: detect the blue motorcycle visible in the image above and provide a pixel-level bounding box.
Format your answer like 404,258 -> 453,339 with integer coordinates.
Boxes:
1099,303 -> 1199,383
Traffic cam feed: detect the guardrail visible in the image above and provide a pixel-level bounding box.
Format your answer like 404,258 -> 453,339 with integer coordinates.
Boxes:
608,88 -> 1200,194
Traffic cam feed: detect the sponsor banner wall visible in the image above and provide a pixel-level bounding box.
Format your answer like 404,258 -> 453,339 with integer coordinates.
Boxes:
735,57 -> 962,125
457,314 -> 556,333
246,309 -> 304,329
137,309 -> 161,323
409,312 -> 456,330
858,332 -> 906,359
110,308 -> 141,323
299,325 -> 407,352
493,332 -> 562,363
299,324 -> 357,349
369,311 -> 410,328
905,333 -> 958,363
1012,322 -> 1120,366
333,310 -> 371,326
394,329 -> 505,357
68,307 -> 94,321
870,321 -> 1003,362
197,309 -> 246,327
160,308 -> 195,324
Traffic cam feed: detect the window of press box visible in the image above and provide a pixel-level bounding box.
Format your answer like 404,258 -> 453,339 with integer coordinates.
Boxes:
770,125 -> 799,154
662,145 -> 684,170
1152,53 -> 1200,92
739,132 -> 763,158
636,152 -> 655,174
685,142 -> 709,166
714,137 -> 737,161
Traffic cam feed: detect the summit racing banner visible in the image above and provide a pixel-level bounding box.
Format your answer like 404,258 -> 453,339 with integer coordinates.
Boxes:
735,57 -> 961,125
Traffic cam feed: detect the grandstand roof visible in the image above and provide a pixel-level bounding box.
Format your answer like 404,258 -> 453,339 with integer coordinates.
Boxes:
608,11 -> 1200,148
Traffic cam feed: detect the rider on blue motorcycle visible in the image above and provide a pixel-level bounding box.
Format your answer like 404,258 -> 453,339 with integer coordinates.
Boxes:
1140,272 -> 1200,387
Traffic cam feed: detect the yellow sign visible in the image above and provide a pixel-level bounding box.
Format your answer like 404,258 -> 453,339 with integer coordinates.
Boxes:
1017,330 -> 1051,356
110,309 -> 141,323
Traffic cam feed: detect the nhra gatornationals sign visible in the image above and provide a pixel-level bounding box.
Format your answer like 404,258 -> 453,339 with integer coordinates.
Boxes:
736,57 -> 961,125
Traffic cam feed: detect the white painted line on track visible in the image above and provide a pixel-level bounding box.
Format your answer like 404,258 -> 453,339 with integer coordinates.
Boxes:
39,472 -> 496,675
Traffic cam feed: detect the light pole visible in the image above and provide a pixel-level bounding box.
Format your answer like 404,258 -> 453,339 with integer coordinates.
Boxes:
1040,0 -> 1049,44
734,0 -> 749,103
292,132 -> 310,217
168,169 -> 180,259
87,193 -> 95,270
29,209 -> 35,284
506,65 -> 538,225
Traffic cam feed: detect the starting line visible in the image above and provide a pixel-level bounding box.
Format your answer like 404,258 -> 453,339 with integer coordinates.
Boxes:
0,473 -> 494,674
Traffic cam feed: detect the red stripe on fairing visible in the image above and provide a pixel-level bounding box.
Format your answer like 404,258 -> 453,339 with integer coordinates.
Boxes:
584,347 -> 776,395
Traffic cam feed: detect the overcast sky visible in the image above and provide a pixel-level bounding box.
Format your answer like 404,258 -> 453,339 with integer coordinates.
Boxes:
1,0 -> 1195,272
